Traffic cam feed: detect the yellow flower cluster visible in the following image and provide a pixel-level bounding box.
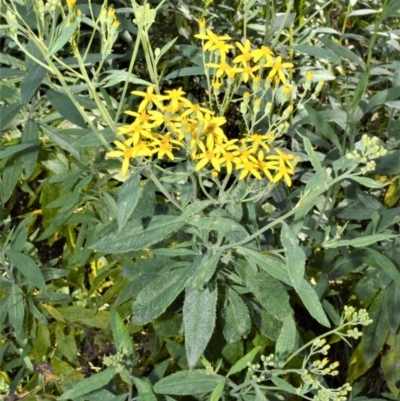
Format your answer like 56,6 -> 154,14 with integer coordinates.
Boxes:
107,23 -> 299,186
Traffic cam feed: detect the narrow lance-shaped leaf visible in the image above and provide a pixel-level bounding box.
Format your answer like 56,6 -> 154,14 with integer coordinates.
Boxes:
91,216 -> 186,254
189,250 -> 222,290
58,367 -> 117,400
110,307 -> 134,355
117,172 -> 141,231
8,285 -> 24,344
275,315 -> 296,367
184,286 -> 218,370
153,370 -> 224,395
361,291 -> 390,364
133,377 -> 157,401
223,288 -> 251,343
297,279 -> 330,328
281,222 -> 305,291
304,104 -> 341,151
6,250 -> 46,290
132,267 -> 191,325
227,346 -> 263,377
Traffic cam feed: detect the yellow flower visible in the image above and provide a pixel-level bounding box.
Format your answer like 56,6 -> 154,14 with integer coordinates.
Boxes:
213,40 -> 234,62
117,121 -> 154,145
195,141 -> 223,171
256,150 -> 277,181
266,148 -> 296,186
206,61 -> 241,79
265,56 -> 294,85
152,133 -> 183,161
200,113 -> 227,149
164,87 -> 191,112
251,45 -> 274,64
131,86 -> 167,112
181,103 -> 212,119
236,160 -> 262,180
242,133 -> 271,152
219,140 -> 240,174
233,39 -> 252,66
237,146 -> 257,164
194,30 -> 231,52
236,64 -> 261,83
106,140 -> 152,175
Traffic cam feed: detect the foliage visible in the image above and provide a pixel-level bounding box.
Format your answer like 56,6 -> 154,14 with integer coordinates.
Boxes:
0,0 -> 399,400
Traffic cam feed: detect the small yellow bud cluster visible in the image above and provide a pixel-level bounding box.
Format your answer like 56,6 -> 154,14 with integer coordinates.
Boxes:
342,306 -> 372,326
103,347 -> 130,373
5,10 -> 18,35
132,3 -> 156,30
310,358 -> 340,376
46,0 -> 59,13
346,134 -> 387,174
260,353 -> 275,367
99,7 -> 120,59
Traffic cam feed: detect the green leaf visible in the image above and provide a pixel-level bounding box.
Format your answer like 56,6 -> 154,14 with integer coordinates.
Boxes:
46,89 -> 86,128
361,291 -> 390,364
365,87 -> 400,114
297,280 -> 330,327
180,200 -> 214,220
91,216 -> 186,254
48,20 -> 79,57
22,119 -> 40,179
237,247 -> 291,285
275,315 -> 296,367
281,222 -> 305,291
153,370 -> 224,395
270,377 -> 297,394
189,216 -> 248,240
0,143 -> 37,159
132,267 -> 190,324
184,286 -> 217,369
156,37 -> 178,63
240,267 -> 291,321
8,285 -> 24,344
20,61 -> 47,103
189,250 -> 222,290
317,36 -> 364,68
0,101 -> 24,130
163,66 -> 205,81
41,124 -> 81,160
365,248 -> 400,289
58,367 -> 117,400
324,234 -> 398,249
223,288 -> 251,343
227,346 -> 263,377
210,380 -> 225,401
55,321 -> 78,364
304,104 -> 341,150
386,282 -> 400,334
110,307 -> 134,355
348,176 -> 389,189
293,45 -> 340,64
301,135 -> 326,177
117,172 -> 141,231
381,331 -> 400,398
6,250 -> 46,291
2,153 -> 24,202
133,377 -> 157,401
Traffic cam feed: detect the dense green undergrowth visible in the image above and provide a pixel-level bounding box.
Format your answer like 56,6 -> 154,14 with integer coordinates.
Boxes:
0,0 -> 400,400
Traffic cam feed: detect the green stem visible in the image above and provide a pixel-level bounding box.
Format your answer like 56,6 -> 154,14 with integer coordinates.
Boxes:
219,170 -> 356,251
144,166 -> 183,211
